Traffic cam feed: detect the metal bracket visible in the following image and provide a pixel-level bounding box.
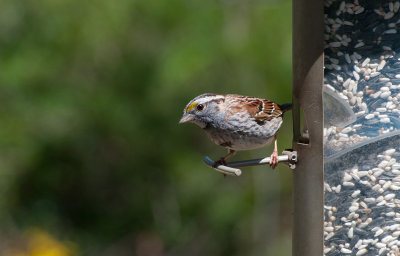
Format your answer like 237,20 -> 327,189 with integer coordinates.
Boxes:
203,149 -> 297,176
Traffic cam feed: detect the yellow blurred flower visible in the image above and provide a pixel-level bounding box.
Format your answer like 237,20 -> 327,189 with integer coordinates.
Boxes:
5,228 -> 77,256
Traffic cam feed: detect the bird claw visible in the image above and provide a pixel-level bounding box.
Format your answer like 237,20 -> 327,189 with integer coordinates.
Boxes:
213,159 -> 228,177
269,151 -> 279,169
213,158 -> 227,168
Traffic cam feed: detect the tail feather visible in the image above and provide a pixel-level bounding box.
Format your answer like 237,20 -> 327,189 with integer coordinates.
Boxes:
279,103 -> 292,113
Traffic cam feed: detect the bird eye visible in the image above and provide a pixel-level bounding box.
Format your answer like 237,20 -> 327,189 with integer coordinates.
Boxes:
196,104 -> 204,111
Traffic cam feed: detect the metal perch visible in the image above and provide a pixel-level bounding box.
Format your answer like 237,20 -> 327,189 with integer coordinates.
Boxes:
203,150 -> 297,176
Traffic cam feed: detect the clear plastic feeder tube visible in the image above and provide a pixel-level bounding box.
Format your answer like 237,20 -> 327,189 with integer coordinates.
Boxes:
324,0 -> 400,255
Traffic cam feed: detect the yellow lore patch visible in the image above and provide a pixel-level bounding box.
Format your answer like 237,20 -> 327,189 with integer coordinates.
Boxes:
186,102 -> 198,112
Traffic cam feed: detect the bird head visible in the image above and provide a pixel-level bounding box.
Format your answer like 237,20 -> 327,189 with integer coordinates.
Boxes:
179,93 -> 225,128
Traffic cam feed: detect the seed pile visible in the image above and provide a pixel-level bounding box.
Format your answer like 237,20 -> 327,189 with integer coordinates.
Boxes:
324,0 -> 400,157
324,0 -> 400,255
324,136 -> 400,256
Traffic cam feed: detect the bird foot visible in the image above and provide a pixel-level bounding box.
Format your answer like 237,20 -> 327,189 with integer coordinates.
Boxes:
213,158 -> 228,168
269,151 -> 279,169
213,158 -> 228,177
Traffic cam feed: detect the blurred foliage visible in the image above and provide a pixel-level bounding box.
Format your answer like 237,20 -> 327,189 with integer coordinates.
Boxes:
0,0 -> 292,255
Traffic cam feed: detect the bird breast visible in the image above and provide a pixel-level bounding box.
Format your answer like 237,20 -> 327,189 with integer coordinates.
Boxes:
204,113 -> 283,151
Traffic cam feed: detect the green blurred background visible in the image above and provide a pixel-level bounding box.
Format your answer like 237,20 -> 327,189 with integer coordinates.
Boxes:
0,0 -> 292,255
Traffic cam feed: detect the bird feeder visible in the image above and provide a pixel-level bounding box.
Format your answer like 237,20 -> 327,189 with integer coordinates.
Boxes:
294,0 -> 400,255
203,0 -> 400,255
323,0 -> 400,255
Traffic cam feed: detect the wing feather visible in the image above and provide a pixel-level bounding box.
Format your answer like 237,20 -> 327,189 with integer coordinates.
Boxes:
225,95 -> 287,122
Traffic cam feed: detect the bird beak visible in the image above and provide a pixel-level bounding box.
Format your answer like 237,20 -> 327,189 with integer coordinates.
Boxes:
179,113 -> 193,124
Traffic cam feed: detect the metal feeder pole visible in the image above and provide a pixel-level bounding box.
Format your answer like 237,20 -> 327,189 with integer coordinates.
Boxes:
292,0 -> 324,255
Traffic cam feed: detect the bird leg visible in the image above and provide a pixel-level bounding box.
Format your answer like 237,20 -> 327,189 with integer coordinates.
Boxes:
213,149 -> 236,167
269,135 -> 279,169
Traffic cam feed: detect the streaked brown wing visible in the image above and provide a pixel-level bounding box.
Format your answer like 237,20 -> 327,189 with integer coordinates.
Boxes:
225,94 -> 284,121
243,98 -> 283,121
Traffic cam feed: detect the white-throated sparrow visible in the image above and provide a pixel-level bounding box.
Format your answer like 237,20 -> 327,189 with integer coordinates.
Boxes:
179,93 -> 292,169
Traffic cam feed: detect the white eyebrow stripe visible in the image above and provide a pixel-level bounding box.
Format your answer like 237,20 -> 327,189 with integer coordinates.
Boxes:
196,95 -> 224,105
